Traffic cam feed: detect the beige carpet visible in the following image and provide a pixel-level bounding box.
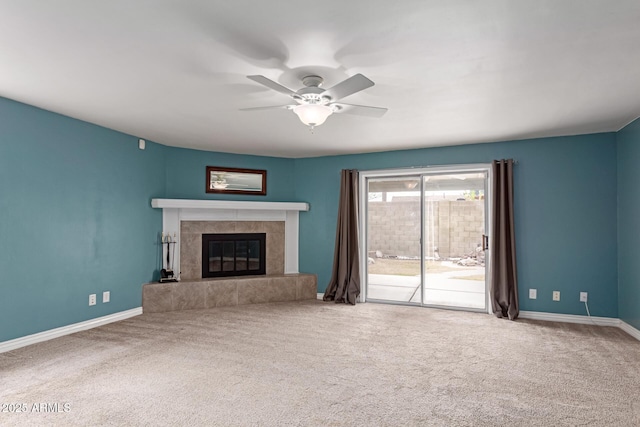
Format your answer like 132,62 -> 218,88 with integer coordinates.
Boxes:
1,300 -> 639,426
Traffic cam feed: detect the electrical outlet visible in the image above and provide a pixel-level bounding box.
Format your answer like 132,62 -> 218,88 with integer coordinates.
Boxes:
89,294 -> 97,306
103,291 -> 110,303
552,291 -> 560,301
580,292 -> 588,303
529,289 -> 537,299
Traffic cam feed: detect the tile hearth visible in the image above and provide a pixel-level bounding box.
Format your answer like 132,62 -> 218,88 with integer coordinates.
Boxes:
143,274 -> 317,313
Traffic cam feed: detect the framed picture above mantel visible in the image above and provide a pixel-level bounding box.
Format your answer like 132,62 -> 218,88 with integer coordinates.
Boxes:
206,166 -> 267,196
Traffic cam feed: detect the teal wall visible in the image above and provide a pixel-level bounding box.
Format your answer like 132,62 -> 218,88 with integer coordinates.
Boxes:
164,146 -> 295,201
0,92 -> 630,344
294,134 -> 619,317
617,118 -> 640,330
0,97 -> 165,342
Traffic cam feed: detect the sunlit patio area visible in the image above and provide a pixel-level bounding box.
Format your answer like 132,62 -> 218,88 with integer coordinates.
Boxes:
367,259 -> 486,310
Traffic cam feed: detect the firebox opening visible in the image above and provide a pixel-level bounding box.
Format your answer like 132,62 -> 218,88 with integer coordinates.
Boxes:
202,233 -> 266,278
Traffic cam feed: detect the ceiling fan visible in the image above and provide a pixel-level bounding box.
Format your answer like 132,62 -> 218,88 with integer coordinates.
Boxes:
241,73 -> 387,130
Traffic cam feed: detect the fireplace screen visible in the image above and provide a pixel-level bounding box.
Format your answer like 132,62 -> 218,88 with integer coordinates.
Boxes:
202,233 -> 266,278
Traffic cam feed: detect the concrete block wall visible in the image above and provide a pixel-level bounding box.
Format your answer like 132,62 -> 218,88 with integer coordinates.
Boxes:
368,200 -> 484,258
446,201 -> 485,257
368,201 -> 421,256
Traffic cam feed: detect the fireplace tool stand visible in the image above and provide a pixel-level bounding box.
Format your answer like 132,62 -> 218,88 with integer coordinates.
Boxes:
160,232 -> 178,283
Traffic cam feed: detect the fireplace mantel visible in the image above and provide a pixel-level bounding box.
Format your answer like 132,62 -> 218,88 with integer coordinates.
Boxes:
151,199 -> 309,212
151,199 -> 309,278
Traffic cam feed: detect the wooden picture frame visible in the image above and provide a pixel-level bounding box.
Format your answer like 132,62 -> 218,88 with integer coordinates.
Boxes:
206,166 -> 267,196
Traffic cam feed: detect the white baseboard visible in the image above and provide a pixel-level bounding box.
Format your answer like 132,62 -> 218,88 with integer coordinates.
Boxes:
619,320 -> 640,341
0,308 -> 143,354
519,310 -> 620,327
3,305 -> 638,354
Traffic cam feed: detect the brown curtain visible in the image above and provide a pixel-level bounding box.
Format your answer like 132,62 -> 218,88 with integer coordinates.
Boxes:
490,159 -> 519,320
324,169 -> 360,304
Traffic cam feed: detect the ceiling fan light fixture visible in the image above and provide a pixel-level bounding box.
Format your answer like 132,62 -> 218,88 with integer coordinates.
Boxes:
293,104 -> 333,128
243,73 -> 387,131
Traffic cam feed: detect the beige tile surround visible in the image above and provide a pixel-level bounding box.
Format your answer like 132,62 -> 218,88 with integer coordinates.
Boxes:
142,274 -> 317,313
146,219 -> 314,314
180,220 -> 285,280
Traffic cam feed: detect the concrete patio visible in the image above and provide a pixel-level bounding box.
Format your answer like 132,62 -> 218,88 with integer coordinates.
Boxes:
367,262 -> 486,310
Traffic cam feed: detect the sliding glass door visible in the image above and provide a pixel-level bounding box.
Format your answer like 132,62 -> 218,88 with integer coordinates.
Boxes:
366,176 -> 422,303
421,172 -> 487,309
362,166 -> 490,312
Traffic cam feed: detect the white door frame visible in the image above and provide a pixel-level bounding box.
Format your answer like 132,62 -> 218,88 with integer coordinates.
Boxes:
359,164 -> 492,314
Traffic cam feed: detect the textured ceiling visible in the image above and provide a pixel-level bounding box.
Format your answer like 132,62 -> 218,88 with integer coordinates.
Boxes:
1,0 -> 639,158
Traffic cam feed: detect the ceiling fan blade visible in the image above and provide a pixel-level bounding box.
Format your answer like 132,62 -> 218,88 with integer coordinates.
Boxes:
239,105 -> 295,111
247,75 -> 297,97
324,74 -> 374,101
333,103 -> 388,118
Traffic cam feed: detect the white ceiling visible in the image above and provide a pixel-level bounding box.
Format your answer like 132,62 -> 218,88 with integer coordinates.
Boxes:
1,1 -> 639,158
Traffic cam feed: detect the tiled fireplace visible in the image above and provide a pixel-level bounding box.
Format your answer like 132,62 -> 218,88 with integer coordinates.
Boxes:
142,199 -> 316,313
151,199 -> 309,277
180,221 -> 284,279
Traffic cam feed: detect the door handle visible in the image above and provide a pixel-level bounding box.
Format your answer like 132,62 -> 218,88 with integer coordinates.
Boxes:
482,234 -> 489,251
